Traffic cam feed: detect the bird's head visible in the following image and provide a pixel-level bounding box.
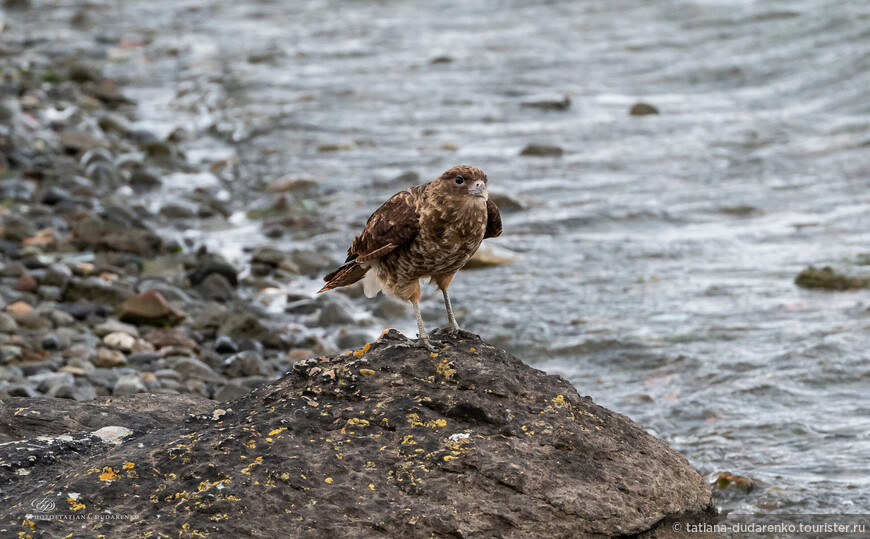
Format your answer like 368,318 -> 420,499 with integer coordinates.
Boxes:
435,165 -> 488,201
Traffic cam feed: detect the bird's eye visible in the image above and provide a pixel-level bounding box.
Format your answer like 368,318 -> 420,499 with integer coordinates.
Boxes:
454,175 -> 464,185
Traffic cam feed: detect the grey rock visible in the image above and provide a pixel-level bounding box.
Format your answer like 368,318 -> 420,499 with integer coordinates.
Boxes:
113,374 -> 146,396
86,369 -> 120,389
127,352 -> 158,366
217,310 -> 269,342
41,333 -> 60,350
0,345 -> 22,362
52,383 -> 97,401
7,384 -> 40,398
170,357 -> 224,383
1,215 -> 35,241
372,296 -> 411,319
213,383 -> 249,402
28,372 -> 74,393
195,273 -> 235,302
317,297 -> 356,326
214,335 -> 239,354
223,350 -> 272,378
37,286 -> 63,302
335,329 -> 371,351
160,201 -> 197,219
0,333 -> 714,537
0,312 -> 18,333
93,319 -> 139,338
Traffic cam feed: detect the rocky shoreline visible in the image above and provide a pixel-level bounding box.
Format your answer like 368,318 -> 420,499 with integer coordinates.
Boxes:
0,331 -> 715,537
0,11 -> 423,403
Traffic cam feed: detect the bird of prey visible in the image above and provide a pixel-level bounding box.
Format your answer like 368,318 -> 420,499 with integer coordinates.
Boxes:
319,165 -> 502,349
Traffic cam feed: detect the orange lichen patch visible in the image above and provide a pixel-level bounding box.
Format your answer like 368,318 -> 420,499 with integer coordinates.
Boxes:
468,347 -> 476,353
122,462 -> 135,470
352,343 -> 371,356
359,368 -> 375,375
429,352 -> 438,358
98,467 -> 119,482
67,498 -> 86,512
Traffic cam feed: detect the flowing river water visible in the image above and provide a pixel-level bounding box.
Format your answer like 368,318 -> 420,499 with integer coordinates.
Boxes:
24,0 -> 870,515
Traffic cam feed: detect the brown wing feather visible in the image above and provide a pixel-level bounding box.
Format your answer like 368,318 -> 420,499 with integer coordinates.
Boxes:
484,199 -> 502,239
319,185 -> 422,293
349,185 -> 422,260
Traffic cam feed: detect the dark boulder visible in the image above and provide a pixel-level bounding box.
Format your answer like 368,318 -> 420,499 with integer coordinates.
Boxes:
0,331 -> 713,537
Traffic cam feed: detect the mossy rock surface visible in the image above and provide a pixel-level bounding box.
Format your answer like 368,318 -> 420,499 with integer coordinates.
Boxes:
0,331 -> 714,537
795,266 -> 870,291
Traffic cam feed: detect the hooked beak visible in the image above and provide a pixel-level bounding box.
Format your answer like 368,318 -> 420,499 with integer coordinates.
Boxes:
469,179 -> 488,199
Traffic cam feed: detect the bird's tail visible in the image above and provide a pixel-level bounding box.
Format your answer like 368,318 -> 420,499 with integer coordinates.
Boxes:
318,261 -> 368,293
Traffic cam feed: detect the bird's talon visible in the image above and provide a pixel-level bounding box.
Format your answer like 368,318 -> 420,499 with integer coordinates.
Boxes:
434,326 -> 478,340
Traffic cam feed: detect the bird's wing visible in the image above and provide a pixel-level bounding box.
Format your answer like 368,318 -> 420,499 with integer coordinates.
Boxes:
349,186 -> 422,263
484,199 -> 502,239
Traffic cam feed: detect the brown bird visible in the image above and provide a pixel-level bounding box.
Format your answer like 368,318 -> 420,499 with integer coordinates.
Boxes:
319,165 -> 502,349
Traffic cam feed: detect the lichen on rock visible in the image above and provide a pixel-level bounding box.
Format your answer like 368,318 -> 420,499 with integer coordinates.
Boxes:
0,331 -> 714,537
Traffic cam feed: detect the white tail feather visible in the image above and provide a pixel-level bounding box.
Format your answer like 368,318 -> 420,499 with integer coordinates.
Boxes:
362,262 -> 383,298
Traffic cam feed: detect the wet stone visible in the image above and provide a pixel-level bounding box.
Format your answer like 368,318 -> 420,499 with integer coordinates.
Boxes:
223,350 -> 272,378
113,373 -> 146,396
41,333 -> 60,350
214,335 -> 239,354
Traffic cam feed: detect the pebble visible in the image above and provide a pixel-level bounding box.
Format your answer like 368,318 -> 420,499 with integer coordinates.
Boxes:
95,348 -> 126,367
113,373 -> 146,395
41,333 -> 60,350
214,335 -> 239,354
0,313 -> 18,333
103,331 -> 136,350
214,383 -> 249,402
94,319 -> 139,338
170,357 -> 224,383
223,350 -> 272,378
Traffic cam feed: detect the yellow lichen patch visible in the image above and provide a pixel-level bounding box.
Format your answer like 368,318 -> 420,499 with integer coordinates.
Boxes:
245,440 -> 256,449
324,477 -> 333,484
67,498 -> 85,512
359,368 -> 375,375
346,418 -> 370,427
436,359 -> 456,380
268,427 -> 287,436
551,395 -> 570,408
407,413 -> 447,429
122,462 -> 134,470
401,435 -> 416,445
429,352 -> 438,358
443,455 -> 458,461
280,472 -> 290,480
98,467 -> 118,482
240,456 -> 263,475
368,484 -> 375,491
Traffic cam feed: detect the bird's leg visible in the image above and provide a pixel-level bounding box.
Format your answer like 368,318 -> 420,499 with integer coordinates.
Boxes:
437,289 -> 478,339
411,300 -> 437,351
443,289 -> 459,332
